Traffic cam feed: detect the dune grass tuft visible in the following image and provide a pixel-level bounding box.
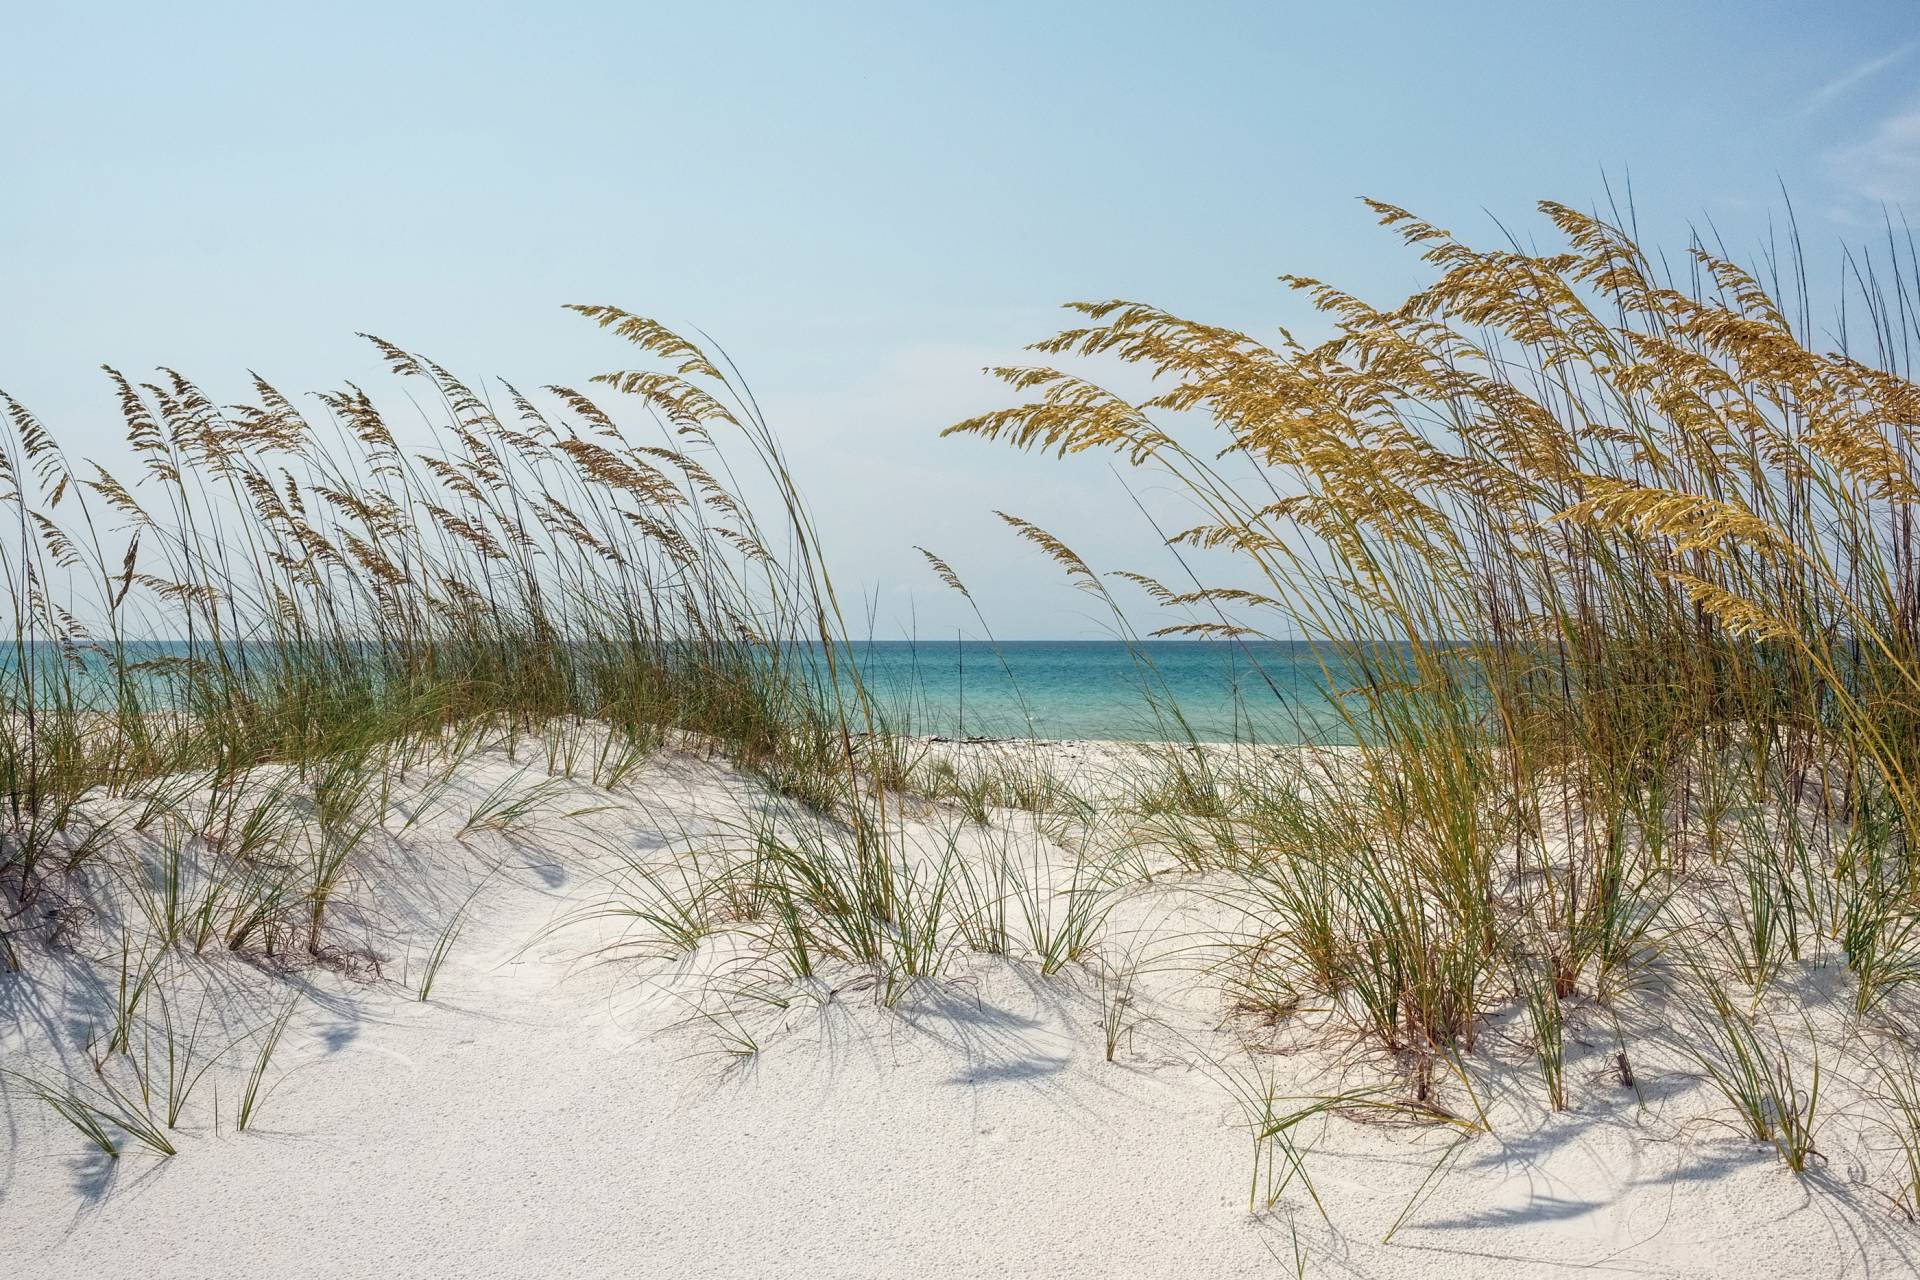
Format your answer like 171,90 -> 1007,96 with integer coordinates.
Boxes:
945,197 -> 1920,1180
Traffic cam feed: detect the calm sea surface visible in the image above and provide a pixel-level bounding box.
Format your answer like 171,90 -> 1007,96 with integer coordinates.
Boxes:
846,640 -> 1351,743
6,639 -> 1363,745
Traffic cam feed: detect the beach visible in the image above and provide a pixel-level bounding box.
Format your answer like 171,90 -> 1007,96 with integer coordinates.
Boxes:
5,735 -> 1914,1279
6,114 -> 1920,1277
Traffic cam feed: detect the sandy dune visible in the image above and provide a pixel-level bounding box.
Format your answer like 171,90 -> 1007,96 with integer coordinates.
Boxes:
3,743 -> 1916,1278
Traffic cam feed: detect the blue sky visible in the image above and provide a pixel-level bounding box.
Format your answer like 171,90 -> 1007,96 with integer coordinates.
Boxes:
4,1 -> 1917,637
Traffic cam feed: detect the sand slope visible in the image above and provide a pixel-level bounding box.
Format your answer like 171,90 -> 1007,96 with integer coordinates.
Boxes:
3,746 -> 1917,1278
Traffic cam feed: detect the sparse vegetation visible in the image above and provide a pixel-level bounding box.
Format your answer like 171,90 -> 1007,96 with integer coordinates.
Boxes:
8,198 -> 1920,1264
945,196 -> 1920,1187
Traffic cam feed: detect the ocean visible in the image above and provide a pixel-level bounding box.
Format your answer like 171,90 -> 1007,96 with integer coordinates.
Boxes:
4,639 -> 1363,746
846,640 -> 1351,743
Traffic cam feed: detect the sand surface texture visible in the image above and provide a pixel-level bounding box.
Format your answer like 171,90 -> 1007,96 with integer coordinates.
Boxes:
4,742 -> 1916,1278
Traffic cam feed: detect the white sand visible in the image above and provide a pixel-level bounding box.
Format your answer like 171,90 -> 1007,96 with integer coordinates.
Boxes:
3,741 -> 1916,1278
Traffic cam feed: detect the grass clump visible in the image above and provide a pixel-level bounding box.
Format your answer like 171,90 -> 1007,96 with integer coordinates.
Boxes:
1680,973 -> 1822,1172
0,306 -> 896,968
946,196 -> 1920,1168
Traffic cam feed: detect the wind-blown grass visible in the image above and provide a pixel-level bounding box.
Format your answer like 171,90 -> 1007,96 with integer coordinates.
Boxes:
944,197 -> 1920,1172
0,307 -> 893,966
14,194 -> 1920,1241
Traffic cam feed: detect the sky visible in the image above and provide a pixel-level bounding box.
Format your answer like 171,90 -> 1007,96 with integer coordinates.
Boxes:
3,1 -> 1918,638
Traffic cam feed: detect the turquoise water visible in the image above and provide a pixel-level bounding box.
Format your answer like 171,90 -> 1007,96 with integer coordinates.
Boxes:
4,639 -> 1360,745
847,641 -> 1351,743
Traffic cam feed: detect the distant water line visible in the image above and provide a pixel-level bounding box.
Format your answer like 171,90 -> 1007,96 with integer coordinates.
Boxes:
838,640 -> 1357,744
4,638 -> 1381,745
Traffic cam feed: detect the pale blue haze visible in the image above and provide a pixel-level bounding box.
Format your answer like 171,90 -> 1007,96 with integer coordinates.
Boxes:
3,1 -> 1917,639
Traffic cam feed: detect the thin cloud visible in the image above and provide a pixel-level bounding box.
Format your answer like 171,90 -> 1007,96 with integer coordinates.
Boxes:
1830,101 -> 1920,204
1809,42 -> 1914,110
